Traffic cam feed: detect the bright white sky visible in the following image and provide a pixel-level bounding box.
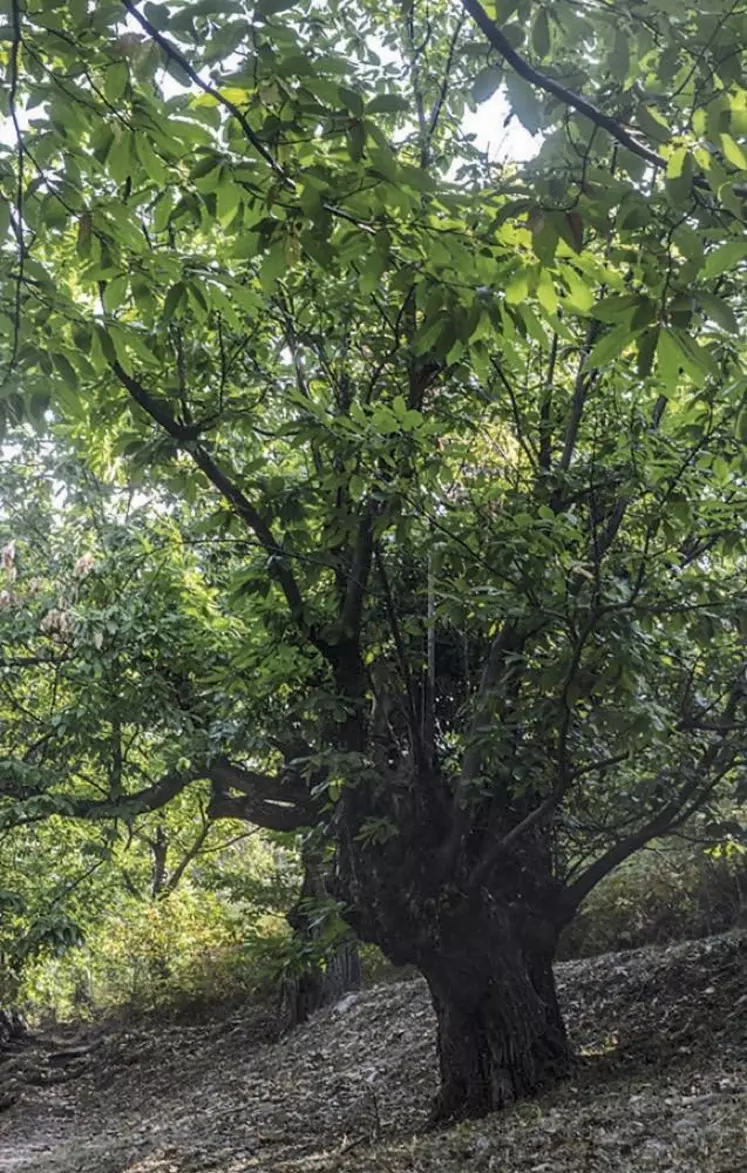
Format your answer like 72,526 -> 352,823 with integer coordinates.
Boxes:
467,92 -> 540,162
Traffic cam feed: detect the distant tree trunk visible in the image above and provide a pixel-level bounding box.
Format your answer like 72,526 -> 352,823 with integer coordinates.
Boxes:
283,849 -> 361,1028
0,1008 -> 26,1054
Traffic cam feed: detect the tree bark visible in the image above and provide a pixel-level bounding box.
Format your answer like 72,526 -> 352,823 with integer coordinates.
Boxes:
283,851 -> 361,1028
335,763 -> 571,1120
424,918 -> 569,1120
0,1008 -> 26,1054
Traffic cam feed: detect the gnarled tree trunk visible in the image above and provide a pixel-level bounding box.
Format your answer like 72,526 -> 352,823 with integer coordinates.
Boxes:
335,758 -> 571,1121
423,907 -> 569,1119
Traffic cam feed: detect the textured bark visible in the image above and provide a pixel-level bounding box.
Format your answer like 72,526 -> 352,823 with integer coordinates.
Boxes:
425,921 -> 569,1120
0,1008 -> 26,1054
334,756 -> 571,1120
283,853 -> 360,1028
282,938 -> 361,1028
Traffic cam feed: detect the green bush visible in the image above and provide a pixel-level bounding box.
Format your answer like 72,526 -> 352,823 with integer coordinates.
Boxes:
22,885 -> 289,1021
560,840 -> 747,959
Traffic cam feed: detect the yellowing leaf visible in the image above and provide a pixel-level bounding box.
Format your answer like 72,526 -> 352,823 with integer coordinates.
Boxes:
505,270 -> 529,304
666,146 -> 688,179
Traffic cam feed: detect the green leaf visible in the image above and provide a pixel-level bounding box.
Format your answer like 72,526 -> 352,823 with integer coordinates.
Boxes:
339,87 -> 364,116
105,325 -> 132,374
52,352 -> 78,390
104,62 -> 129,104
585,324 -> 632,368
216,178 -> 242,227
656,328 -> 685,390
698,292 -> 739,334
531,9 -> 550,59
107,132 -> 132,184
472,67 -> 502,104
347,120 -> 366,162
637,326 -> 659,378
561,267 -> 593,313
366,94 -> 409,114
636,105 -> 671,144
536,270 -> 558,314
504,270 -> 529,304
721,133 -> 747,170
592,294 -> 641,322
349,474 -> 364,502
259,240 -> 286,293
704,240 -> 747,277
163,282 -> 186,319
666,146 -> 688,179
505,74 -> 543,133
103,275 -> 128,312
136,136 -> 167,185
257,0 -> 297,13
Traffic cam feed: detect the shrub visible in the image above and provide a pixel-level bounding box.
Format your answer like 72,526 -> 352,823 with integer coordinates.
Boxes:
560,839 -> 747,959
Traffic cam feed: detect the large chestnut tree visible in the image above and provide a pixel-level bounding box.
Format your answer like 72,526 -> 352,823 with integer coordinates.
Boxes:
3,0 -> 747,1120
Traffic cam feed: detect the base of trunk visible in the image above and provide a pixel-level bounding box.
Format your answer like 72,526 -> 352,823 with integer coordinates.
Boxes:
429,986 -> 570,1122
0,1009 -> 26,1055
282,938 -> 361,1028
283,850 -> 361,1028
424,924 -> 570,1122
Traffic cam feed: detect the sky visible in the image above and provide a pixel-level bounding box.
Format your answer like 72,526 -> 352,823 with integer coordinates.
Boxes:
466,92 -> 540,163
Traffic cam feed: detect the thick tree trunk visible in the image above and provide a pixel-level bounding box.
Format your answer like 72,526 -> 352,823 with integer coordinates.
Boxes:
335,763 -> 571,1120
425,931 -> 569,1120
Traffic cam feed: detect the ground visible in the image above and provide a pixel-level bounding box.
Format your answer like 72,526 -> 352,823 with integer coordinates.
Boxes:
0,932 -> 745,1173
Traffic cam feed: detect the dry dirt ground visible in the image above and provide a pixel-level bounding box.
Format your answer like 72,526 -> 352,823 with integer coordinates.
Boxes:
0,932 -> 746,1173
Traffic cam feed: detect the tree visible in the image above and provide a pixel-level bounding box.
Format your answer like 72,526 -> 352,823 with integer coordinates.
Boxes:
3,0 -> 747,1120
0,437 -> 357,1015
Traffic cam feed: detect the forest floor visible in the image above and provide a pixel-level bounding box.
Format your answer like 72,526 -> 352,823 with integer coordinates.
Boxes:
0,931 -> 745,1173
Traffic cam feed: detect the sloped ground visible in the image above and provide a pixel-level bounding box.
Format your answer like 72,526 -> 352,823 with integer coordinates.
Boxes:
0,932 -> 745,1173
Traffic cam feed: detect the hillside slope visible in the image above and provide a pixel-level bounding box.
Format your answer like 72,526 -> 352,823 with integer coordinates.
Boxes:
1,932 -> 745,1173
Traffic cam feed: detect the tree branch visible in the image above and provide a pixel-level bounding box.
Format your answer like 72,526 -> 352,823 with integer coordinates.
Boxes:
459,0 -> 665,169
162,819 -> 212,897
64,769 -> 194,822
208,756 -> 316,816
191,444 -> 307,629
562,746 -> 740,918
110,363 -> 308,632
557,323 -> 600,474
340,502 -> 377,638
374,544 -> 424,766
207,786 -> 313,832
120,0 -> 286,179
